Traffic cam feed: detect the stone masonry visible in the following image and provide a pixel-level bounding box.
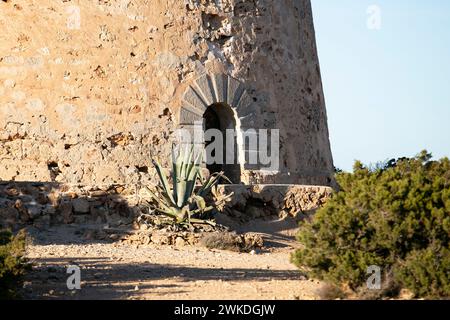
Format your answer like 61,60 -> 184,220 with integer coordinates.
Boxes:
0,0 -> 334,187
0,1 -> 335,229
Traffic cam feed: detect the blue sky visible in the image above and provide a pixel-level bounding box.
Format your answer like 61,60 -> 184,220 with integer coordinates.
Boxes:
311,0 -> 450,171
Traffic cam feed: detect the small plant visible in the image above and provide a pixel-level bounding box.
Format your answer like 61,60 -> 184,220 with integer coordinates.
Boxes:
143,147 -> 231,225
316,283 -> 346,300
200,232 -> 241,252
0,229 -> 29,300
200,232 -> 264,252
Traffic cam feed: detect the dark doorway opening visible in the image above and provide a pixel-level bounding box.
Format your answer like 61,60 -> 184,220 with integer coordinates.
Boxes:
203,103 -> 241,183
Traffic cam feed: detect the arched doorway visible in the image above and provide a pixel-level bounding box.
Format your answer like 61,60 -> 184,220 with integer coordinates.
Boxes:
203,103 -> 241,183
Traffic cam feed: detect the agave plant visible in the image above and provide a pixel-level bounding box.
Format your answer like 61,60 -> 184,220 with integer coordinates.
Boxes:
143,146 -> 230,225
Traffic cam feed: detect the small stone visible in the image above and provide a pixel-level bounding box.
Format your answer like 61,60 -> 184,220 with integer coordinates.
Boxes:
73,198 -> 90,214
151,232 -> 171,245
84,230 -> 96,240
60,202 -> 74,224
43,205 -> 56,215
175,237 -> 186,247
109,234 -> 120,241
93,273 -> 103,280
132,221 -> 140,230
5,187 -> 19,196
106,213 -> 121,227
36,192 -> 49,205
90,206 -> 107,223
90,190 -> 108,197
139,224 -> 149,231
26,205 -> 42,219
66,191 -> 78,199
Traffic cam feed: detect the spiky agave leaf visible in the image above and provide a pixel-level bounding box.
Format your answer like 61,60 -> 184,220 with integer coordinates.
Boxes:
152,158 -> 176,206
198,171 -> 231,198
191,195 -> 207,212
175,146 -> 196,208
144,187 -> 171,211
182,149 -> 202,206
188,218 -> 216,226
171,147 -> 180,207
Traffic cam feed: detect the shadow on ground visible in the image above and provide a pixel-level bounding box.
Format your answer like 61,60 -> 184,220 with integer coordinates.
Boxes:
1,181 -> 306,299
22,256 -> 304,300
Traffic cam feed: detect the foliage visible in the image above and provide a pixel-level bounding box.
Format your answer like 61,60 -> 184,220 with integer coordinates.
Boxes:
0,229 -> 28,300
144,147 -> 231,225
395,245 -> 450,298
292,151 -> 450,298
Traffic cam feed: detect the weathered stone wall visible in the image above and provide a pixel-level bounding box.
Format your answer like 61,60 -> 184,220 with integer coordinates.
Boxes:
218,184 -> 333,220
0,180 -> 332,231
0,182 -> 139,230
0,0 -> 334,187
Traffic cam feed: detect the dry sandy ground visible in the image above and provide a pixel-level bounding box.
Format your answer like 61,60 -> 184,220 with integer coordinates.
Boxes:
21,220 -> 323,300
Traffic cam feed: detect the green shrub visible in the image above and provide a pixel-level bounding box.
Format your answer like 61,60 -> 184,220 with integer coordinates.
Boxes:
395,245 -> 450,298
0,229 -> 28,299
292,151 -> 450,299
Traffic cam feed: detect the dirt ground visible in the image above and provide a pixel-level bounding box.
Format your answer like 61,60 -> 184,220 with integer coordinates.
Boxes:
21,217 -> 324,300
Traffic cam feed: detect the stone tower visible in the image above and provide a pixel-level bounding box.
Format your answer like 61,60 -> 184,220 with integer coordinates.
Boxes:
0,0 -> 333,187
